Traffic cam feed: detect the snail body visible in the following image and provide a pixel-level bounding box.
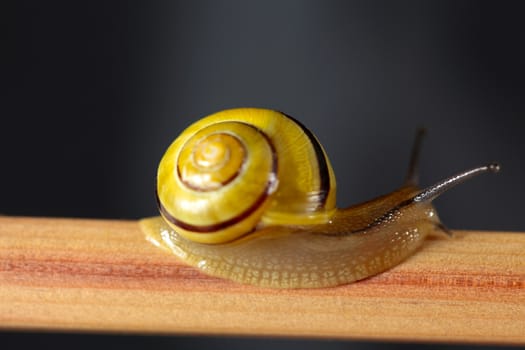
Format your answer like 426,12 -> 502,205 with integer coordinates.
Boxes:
140,108 -> 499,288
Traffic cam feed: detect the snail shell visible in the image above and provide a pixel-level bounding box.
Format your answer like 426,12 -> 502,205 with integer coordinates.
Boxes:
156,108 -> 336,244
140,108 -> 500,288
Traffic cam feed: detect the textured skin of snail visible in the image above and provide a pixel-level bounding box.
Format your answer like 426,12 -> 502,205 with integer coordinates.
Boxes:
141,191 -> 438,288
140,108 -> 449,288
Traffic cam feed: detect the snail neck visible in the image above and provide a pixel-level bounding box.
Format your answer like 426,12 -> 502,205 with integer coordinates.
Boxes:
327,163 -> 500,236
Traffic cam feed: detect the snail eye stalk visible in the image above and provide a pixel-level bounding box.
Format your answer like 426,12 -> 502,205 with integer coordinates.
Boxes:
412,163 -> 500,204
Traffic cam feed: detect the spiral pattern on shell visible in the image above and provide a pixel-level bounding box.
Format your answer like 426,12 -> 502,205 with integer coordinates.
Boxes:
157,108 -> 337,244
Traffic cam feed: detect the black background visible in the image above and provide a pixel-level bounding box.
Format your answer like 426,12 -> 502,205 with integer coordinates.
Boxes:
3,1 -> 525,349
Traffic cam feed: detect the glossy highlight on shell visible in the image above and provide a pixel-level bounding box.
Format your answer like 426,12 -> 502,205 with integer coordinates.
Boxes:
141,108 -> 500,288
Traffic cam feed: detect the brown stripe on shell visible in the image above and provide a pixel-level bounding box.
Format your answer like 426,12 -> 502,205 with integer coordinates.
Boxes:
157,122 -> 278,234
279,111 -> 331,209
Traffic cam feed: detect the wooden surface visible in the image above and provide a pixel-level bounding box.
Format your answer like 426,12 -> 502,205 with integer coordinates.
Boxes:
0,216 -> 524,344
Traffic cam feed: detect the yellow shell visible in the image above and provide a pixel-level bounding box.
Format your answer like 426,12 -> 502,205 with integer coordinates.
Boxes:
156,108 -> 337,244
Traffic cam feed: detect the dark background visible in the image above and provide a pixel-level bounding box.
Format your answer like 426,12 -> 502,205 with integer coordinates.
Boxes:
3,1 -> 525,349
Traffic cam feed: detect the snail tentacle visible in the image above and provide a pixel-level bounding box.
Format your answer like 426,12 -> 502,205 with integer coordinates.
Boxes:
434,221 -> 454,237
404,127 -> 427,187
412,163 -> 500,203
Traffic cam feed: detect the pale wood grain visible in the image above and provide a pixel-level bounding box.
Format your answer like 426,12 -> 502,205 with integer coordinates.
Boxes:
0,216 -> 524,344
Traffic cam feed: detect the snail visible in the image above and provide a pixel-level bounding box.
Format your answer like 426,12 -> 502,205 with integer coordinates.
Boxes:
140,108 -> 500,288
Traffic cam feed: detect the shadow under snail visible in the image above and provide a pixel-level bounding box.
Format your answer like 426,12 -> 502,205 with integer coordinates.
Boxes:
140,108 -> 500,288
